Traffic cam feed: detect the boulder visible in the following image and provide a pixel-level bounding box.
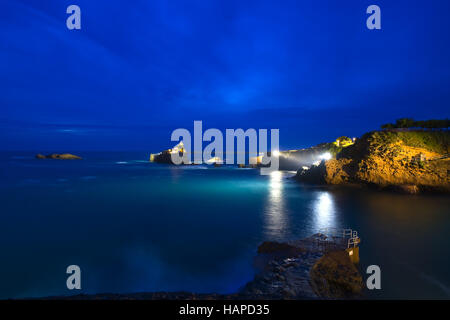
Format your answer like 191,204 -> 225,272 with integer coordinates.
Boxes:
309,250 -> 364,299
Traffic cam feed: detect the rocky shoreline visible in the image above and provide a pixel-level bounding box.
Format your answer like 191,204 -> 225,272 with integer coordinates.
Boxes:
44,234 -> 363,300
295,131 -> 450,194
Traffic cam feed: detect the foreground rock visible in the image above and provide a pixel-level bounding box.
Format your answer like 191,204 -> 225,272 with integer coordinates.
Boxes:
36,153 -> 82,160
296,130 -> 450,193
310,250 -> 363,299
240,240 -> 320,299
240,235 -> 363,299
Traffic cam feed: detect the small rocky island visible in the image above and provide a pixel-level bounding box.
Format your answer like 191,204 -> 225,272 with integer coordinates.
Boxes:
150,141 -> 224,166
150,141 -> 190,164
35,153 -> 82,160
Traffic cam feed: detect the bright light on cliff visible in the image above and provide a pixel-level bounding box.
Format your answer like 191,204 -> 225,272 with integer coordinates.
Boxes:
272,150 -> 280,157
319,152 -> 332,160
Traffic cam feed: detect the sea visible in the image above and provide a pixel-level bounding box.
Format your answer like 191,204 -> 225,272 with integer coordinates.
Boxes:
0,151 -> 449,299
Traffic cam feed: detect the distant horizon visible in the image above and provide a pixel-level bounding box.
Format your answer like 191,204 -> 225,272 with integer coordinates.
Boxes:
0,118 -> 445,152
0,122 -> 367,152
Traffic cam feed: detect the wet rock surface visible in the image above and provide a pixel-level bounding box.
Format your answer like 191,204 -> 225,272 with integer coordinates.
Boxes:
240,252 -> 322,299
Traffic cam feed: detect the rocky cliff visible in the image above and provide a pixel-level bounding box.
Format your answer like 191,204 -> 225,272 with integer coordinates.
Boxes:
296,131 -> 450,193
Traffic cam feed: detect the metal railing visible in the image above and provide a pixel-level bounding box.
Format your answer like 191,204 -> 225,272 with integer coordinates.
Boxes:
347,236 -> 360,248
317,228 -> 360,250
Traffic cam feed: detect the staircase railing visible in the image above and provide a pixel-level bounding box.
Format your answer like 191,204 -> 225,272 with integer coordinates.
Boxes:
318,227 -> 360,249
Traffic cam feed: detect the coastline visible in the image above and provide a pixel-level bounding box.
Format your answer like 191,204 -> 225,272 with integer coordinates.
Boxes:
149,130 -> 450,195
294,131 -> 450,195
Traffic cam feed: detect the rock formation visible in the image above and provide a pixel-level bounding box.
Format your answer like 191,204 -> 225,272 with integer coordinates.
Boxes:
35,153 -> 82,160
309,250 -> 363,299
296,131 -> 450,193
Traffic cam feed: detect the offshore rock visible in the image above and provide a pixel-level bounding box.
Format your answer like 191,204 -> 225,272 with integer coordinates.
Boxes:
35,153 -> 82,160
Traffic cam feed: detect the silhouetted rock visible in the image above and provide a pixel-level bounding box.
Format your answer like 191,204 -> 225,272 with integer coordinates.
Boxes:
150,141 -> 189,165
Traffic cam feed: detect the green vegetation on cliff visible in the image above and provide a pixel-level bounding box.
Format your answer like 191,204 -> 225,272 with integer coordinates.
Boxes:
322,142 -> 346,158
312,136 -> 355,158
338,130 -> 449,160
381,118 -> 450,130
363,130 -> 449,155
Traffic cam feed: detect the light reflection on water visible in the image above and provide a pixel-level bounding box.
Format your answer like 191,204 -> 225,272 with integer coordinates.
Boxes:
264,171 -> 286,238
264,172 -> 339,239
313,192 -> 337,231
1,154 -> 450,299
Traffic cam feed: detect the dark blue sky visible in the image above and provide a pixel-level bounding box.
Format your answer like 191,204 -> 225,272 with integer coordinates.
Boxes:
1,0 -> 449,151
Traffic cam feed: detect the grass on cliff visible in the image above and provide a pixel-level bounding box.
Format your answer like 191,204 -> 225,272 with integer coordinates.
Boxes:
367,130 -> 450,154
322,143 -> 343,157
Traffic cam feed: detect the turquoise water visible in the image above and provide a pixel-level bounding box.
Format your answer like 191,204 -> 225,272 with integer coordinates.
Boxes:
0,152 -> 449,299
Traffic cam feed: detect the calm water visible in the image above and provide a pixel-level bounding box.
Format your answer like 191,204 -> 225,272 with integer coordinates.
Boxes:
0,151 -> 449,299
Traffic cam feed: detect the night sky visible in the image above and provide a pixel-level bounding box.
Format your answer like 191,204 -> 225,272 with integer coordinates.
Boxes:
1,0 -> 449,151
